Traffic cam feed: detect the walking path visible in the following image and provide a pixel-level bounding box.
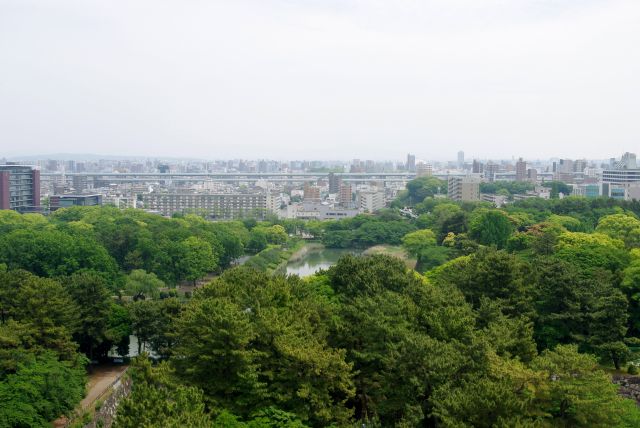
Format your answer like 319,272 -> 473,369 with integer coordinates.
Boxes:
81,365 -> 128,409
52,364 -> 128,427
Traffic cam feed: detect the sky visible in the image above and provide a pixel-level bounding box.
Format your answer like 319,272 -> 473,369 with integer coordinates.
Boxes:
1,0 -> 639,161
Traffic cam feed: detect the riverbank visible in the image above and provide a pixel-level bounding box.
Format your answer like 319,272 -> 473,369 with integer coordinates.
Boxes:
246,242 -> 416,277
286,242 -> 325,264
243,240 -> 306,273
362,245 -> 417,269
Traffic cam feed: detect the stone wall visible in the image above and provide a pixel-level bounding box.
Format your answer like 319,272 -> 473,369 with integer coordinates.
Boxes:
613,375 -> 640,404
84,376 -> 132,428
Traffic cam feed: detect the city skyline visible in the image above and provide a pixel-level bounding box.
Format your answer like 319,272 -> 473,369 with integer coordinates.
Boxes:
1,151 -> 633,165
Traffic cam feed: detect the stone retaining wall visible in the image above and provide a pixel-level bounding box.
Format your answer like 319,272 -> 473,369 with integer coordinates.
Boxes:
84,376 -> 132,428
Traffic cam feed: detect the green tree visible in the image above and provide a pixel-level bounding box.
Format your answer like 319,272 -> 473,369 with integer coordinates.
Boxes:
596,213 -> 640,248
106,302 -> 132,358
0,352 -> 86,427
469,209 -> 514,249
0,228 -> 117,279
430,248 -> 533,318
0,269 -> 78,360
534,258 -> 630,369
327,255 -> 478,426
402,229 -> 437,257
64,271 -> 112,361
114,358 -> 213,428
404,176 -> 447,204
129,300 -> 158,355
149,297 -> 182,357
555,232 -> 629,273
542,181 -> 572,198
247,230 -> 268,253
125,269 -> 165,300
530,345 -> 638,426
178,236 -> 217,284
173,269 -> 354,426
432,344 -> 640,427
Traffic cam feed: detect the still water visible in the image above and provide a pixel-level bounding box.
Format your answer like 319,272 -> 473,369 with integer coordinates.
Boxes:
285,247 -> 362,277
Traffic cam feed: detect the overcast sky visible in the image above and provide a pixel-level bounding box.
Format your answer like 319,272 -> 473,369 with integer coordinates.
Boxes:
1,0 -> 639,161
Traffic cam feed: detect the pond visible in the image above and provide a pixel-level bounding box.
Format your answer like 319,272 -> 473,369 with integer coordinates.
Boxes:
285,246 -> 362,277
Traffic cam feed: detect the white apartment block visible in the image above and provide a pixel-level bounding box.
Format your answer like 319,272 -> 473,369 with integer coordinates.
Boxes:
448,176 -> 480,202
359,189 -> 386,213
141,192 -> 270,219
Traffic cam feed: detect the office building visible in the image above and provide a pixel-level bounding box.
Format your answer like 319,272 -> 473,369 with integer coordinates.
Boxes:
472,160 -> 483,174
406,154 -> 416,172
0,165 -> 40,212
448,176 -> 480,202
515,158 -> 527,182
573,184 -> 600,199
484,162 -> 500,182
50,194 -> 102,211
328,173 -> 342,194
599,153 -> 640,200
574,159 -> 587,173
457,151 -> 465,168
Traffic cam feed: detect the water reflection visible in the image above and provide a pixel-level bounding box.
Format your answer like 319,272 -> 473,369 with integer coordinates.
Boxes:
285,247 -> 362,277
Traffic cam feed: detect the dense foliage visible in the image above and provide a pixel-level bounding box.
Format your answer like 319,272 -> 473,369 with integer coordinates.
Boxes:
0,206 -> 293,425
114,255 -> 640,427
5,187 -> 640,426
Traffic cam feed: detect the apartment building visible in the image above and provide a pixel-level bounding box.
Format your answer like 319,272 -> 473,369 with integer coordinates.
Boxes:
0,165 -> 40,212
448,176 -> 480,202
142,192 -> 269,219
359,189 -> 386,213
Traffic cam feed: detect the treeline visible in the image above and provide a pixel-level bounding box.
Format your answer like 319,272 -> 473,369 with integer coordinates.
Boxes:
113,255 -> 640,427
319,211 -> 416,248
480,180 -> 534,196
0,207 -> 252,286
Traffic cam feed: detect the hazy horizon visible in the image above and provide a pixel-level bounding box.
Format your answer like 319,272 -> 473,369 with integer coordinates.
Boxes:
2,0 -> 639,160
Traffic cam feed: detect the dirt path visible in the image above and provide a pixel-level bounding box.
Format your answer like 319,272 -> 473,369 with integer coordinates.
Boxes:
81,365 -> 128,409
52,365 -> 128,427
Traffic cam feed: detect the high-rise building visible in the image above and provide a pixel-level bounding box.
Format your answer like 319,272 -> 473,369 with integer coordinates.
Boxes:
339,184 -> 353,207
527,168 -> 538,183
416,163 -> 433,177
448,176 -> 480,202
328,173 -> 342,194
620,152 -> 637,169
472,160 -> 484,174
303,183 -> 321,201
406,154 -> 416,172
365,160 -> 375,172
554,159 -> 574,174
457,151 -> 465,168
515,158 -> 527,182
484,162 -> 500,182
573,159 -> 587,173
0,165 -> 41,212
